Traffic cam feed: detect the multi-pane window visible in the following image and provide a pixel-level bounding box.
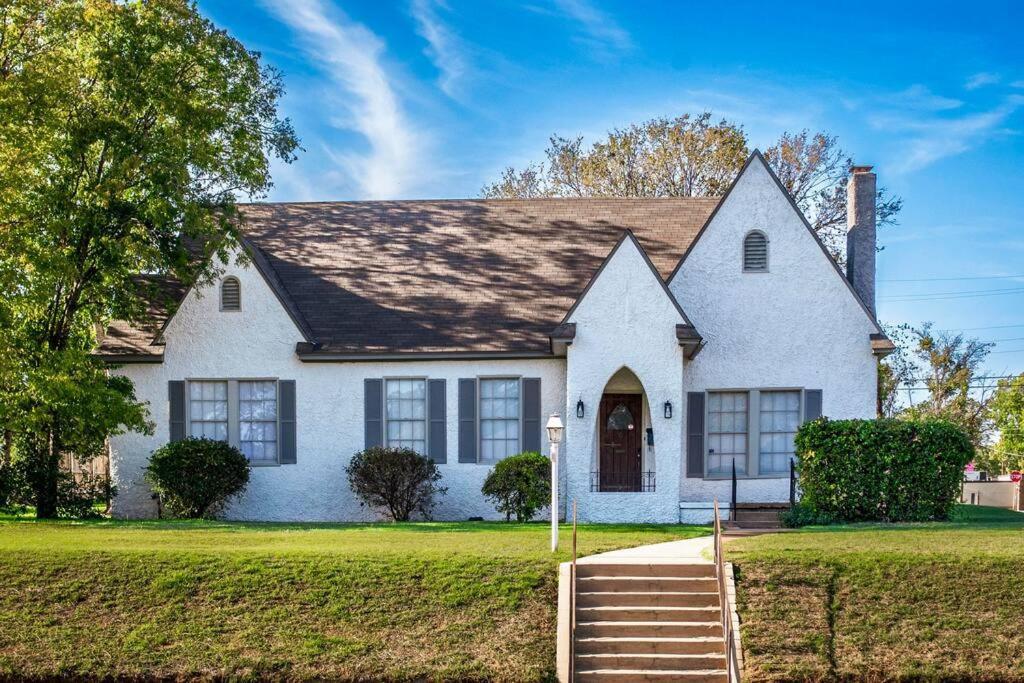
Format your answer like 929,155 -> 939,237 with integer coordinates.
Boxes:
480,378 -> 520,462
239,380 -> 278,463
189,381 -> 228,441
386,379 -> 427,454
759,391 -> 800,474
707,391 -> 748,475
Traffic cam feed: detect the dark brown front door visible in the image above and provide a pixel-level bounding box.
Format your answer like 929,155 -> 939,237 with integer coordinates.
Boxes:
599,393 -> 643,492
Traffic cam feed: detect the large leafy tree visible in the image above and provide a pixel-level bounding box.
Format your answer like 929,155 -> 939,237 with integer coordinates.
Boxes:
481,113 -> 901,262
986,374 -> 1024,474
896,324 -> 993,450
0,0 -> 298,516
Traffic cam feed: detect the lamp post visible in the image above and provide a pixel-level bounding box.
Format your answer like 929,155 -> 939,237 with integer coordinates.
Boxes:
546,412 -> 564,552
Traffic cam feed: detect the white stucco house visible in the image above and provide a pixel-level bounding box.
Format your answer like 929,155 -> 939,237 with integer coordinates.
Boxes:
99,151 -> 893,523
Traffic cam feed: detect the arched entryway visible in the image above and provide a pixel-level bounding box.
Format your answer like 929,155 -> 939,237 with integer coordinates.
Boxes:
594,367 -> 654,492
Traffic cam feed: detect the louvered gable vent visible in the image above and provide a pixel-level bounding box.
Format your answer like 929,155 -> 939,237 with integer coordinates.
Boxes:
221,277 -> 241,310
743,231 -> 768,272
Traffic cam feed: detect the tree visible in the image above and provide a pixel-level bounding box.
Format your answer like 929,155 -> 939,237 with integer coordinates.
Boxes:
481,113 -> 901,263
897,324 -> 993,450
0,0 -> 299,517
986,374 -> 1024,474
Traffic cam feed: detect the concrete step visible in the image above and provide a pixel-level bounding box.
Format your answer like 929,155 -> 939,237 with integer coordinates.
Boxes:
576,564 -> 716,579
578,576 -> 719,593
576,636 -> 725,656
576,653 -> 726,672
732,511 -> 781,522
575,669 -> 728,682
575,621 -> 723,640
734,503 -> 790,510
730,520 -> 782,529
577,606 -> 721,623
577,592 -> 720,608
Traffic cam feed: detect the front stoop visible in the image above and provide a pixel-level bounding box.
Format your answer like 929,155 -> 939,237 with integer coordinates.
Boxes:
560,562 -> 733,682
725,503 -> 789,530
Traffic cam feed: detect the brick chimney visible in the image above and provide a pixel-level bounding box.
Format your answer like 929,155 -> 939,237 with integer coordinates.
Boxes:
846,165 -> 876,315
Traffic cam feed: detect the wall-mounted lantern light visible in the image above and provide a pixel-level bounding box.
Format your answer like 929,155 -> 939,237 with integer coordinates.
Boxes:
576,399 -> 585,419
663,401 -> 673,419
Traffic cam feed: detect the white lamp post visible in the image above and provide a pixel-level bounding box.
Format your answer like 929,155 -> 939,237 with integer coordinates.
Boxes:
546,412 -> 564,552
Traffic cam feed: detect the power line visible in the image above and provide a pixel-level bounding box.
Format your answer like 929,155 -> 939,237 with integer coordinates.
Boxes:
880,287 -> 1024,302
935,323 -> 1024,332
881,274 -> 1024,282
989,348 -> 1024,355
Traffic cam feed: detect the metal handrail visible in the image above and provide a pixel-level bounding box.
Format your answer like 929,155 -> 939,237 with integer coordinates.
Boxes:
569,499 -> 577,682
714,500 -> 741,682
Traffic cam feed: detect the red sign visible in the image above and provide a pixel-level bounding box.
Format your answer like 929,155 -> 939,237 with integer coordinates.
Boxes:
1011,471 -> 1022,483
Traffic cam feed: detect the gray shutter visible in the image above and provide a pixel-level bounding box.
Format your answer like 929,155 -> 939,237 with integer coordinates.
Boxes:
364,379 -> 383,448
804,389 -> 823,422
458,378 -> 477,463
522,378 -> 541,453
686,392 -> 705,478
428,379 -> 447,464
278,380 -> 297,464
169,381 -> 186,442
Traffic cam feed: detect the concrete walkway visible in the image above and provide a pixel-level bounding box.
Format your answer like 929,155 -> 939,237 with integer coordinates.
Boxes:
576,534 -> 715,564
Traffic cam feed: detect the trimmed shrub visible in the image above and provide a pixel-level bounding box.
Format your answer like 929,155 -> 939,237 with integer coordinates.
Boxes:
482,451 -> 551,522
146,438 -> 249,518
346,447 -> 447,521
795,418 -> 973,523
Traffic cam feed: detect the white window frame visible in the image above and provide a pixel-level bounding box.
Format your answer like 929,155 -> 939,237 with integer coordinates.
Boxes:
185,378 -> 281,466
705,390 -> 749,477
477,376 -> 522,464
383,377 -> 429,456
703,387 -> 805,479
758,390 -> 802,475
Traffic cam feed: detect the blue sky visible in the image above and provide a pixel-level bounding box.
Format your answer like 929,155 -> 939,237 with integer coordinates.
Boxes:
200,0 -> 1024,380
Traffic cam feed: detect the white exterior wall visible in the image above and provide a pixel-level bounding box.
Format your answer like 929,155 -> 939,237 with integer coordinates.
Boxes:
109,255 -> 565,522
564,236 -> 687,523
670,155 -> 879,508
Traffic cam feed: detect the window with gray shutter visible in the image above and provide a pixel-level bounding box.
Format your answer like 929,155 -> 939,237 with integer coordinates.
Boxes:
686,392 -> 705,478
428,379 -> 446,464
804,389 -> 823,422
169,381 -> 186,442
743,231 -> 768,272
364,379 -> 383,448
458,379 -> 477,463
522,378 -> 541,453
220,276 -> 241,310
278,380 -> 297,464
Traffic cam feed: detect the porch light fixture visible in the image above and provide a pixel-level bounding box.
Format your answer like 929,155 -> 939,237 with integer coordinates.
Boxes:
576,399 -> 585,419
663,401 -> 673,419
546,413 -> 564,552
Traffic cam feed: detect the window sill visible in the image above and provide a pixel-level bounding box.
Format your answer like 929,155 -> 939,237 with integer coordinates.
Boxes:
249,460 -> 281,468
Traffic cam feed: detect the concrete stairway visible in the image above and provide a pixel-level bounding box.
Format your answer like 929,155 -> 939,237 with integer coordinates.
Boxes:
726,503 -> 788,530
572,563 -> 727,682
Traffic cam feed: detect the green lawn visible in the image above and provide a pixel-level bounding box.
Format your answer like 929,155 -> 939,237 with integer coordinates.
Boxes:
727,505 -> 1024,682
0,517 -> 707,682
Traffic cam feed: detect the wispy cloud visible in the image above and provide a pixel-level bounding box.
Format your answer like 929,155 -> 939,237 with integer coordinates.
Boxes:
1011,80 -> 1024,89
869,95 -> 1024,173
550,0 -> 631,56
886,84 -> 962,112
260,0 -> 420,199
965,71 -> 1000,90
410,0 -> 469,99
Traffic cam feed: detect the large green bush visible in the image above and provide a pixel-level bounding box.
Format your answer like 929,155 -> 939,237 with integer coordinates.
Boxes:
146,438 -> 250,518
346,447 -> 447,521
795,418 -> 973,523
482,451 -> 551,522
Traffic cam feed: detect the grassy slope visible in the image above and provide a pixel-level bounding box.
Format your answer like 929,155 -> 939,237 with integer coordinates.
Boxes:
728,506 -> 1024,682
0,519 -> 706,682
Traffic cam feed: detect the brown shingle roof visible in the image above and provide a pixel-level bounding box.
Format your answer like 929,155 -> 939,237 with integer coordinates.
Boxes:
98,198 -> 720,358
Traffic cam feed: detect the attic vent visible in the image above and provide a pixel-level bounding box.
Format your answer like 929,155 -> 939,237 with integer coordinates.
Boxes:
221,277 -> 241,311
743,231 -> 768,272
